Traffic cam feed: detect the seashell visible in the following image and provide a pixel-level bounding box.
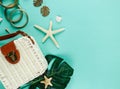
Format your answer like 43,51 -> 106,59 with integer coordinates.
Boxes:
41,6 -> 50,17
33,0 -> 43,7
56,16 -> 62,22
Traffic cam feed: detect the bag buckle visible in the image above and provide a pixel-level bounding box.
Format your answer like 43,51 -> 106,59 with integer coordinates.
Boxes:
7,51 -> 17,62
1,41 -> 20,64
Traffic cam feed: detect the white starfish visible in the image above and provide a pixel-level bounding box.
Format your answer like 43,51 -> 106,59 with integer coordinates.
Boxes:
34,21 -> 65,48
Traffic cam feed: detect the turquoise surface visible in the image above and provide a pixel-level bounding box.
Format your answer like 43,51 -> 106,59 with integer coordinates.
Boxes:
0,0 -> 120,89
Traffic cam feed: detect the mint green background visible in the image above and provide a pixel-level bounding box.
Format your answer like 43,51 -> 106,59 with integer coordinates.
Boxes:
0,0 -> 120,89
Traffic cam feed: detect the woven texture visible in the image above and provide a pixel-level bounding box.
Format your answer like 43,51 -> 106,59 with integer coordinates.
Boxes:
0,36 -> 48,89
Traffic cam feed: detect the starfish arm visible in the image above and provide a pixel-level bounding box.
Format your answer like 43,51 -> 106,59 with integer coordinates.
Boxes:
50,35 -> 59,48
34,24 -> 47,33
42,34 -> 49,43
41,81 -> 48,89
49,83 -> 53,86
41,81 -> 45,84
49,21 -> 52,31
52,28 -> 65,34
49,78 -> 53,86
45,85 -> 47,89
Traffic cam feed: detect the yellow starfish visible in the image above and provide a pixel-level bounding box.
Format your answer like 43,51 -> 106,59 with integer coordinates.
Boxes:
41,76 -> 53,89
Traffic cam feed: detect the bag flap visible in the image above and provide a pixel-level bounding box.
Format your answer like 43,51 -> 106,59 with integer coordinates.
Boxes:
1,41 -> 20,64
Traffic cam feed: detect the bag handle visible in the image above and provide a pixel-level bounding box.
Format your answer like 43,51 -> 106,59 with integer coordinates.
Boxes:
0,31 -> 34,44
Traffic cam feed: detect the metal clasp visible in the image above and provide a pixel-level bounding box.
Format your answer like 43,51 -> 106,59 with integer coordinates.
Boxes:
7,51 -> 17,62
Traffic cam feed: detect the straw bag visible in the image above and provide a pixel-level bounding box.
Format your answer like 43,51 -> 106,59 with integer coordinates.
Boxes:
0,31 -> 48,89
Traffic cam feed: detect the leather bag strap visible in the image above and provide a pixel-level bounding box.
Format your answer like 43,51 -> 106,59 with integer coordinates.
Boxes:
0,31 -> 34,44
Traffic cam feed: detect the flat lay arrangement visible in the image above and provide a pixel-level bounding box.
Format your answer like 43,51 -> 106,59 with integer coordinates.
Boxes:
0,0 -> 74,89
1,0 -> 120,89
